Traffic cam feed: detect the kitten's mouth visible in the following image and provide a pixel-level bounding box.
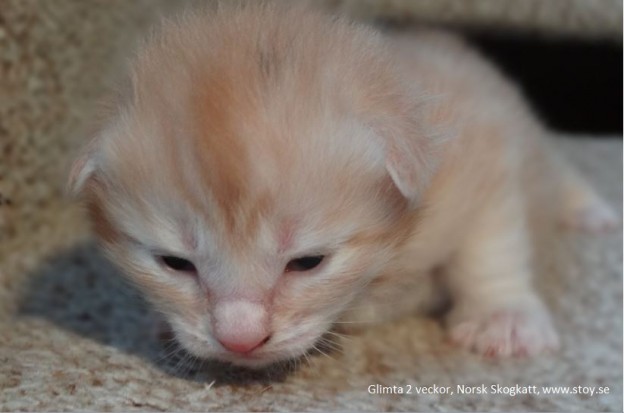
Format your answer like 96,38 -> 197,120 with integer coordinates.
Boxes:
217,341 -> 310,368
216,330 -> 343,369
220,353 -> 282,368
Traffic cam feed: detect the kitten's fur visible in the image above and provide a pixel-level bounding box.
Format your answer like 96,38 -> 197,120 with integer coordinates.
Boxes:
69,3 -> 616,367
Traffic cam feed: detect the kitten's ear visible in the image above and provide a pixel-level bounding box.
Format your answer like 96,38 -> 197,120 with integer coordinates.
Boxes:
382,126 -> 435,205
67,137 -> 100,197
372,97 -> 444,206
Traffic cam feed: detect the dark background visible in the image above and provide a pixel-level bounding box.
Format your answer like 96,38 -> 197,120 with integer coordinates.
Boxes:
469,34 -> 622,135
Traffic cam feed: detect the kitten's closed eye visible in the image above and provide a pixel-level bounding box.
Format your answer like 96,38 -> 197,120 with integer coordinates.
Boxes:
158,255 -> 197,273
285,255 -> 325,272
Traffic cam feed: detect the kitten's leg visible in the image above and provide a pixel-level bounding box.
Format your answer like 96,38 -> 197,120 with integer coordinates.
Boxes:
445,193 -> 559,357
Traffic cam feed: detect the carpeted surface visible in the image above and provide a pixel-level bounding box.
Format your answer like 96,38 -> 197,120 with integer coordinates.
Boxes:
0,1 -> 622,411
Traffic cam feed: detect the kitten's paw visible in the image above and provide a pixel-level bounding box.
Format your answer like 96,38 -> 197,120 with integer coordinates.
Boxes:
448,308 -> 559,358
560,198 -> 618,234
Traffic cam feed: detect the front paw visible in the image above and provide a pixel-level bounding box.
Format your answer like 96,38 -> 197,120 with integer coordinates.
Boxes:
447,307 -> 559,358
560,200 -> 618,234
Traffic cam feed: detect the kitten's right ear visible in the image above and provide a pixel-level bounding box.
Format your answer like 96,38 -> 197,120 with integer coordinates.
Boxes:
67,138 -> 100,197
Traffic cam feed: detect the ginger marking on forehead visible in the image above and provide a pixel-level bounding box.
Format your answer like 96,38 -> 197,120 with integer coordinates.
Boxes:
191,65 -> 255,231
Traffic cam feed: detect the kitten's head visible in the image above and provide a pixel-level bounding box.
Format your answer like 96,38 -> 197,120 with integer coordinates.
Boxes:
69,4 -> 437,367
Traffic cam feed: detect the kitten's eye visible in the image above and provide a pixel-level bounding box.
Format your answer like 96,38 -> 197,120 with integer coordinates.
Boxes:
285,255 -> 325,272
158,255 -> 197,273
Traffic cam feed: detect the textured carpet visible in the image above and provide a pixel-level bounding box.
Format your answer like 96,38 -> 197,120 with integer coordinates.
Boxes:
0,1 -> 622,411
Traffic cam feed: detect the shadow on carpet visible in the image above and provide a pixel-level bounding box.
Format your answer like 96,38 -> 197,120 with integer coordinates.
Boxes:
17,241 -> 307,386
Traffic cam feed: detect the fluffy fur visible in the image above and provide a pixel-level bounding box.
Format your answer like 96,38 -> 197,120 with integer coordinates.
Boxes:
68,2 -> 616,367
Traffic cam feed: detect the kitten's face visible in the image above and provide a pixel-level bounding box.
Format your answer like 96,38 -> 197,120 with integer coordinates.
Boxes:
70,5 -> 434,367
84,107 -> 409,368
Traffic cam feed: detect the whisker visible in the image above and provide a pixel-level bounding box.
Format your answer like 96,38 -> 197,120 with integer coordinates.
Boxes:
171,350 -> 195,376
181,353 -> 201,378
163,346 -> 186,367
325,330 -> 352,341
156,341 -> 185,364
301,350 -> 313,366
317,338 -> 343,355
185,354 -> 202,377
312,343 -> 335,361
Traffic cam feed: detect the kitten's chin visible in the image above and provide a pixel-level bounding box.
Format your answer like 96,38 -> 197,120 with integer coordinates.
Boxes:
178,347 -> 309,370
211,341 -> 315,369
178,334 -> 320,370
218,353 -> 293,369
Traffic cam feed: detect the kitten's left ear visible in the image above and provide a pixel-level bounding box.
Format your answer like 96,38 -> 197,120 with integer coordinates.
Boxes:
382,124 -> 436,205
67,136 -> 100,197
370,95 -> 446,206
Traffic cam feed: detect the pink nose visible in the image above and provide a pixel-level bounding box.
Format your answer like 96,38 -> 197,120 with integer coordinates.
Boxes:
213,300 -> 271,354
218,335 -> 271,354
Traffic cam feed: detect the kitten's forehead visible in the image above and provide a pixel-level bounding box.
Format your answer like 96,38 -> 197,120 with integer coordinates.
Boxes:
109,99 -> 385,258
100,6 -> 393,252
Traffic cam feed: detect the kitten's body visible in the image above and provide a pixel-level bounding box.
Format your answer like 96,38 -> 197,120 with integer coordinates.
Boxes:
70,3 -> 615,367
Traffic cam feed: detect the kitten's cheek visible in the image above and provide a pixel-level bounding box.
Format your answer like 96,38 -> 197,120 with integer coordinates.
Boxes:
166,318 -> 218,359
176,333 -> 216,359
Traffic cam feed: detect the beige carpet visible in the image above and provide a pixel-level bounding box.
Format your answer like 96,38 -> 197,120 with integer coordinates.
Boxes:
0,1 -> 622,411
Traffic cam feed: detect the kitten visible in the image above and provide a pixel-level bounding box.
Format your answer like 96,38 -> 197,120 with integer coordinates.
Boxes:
68,2 -> 616,368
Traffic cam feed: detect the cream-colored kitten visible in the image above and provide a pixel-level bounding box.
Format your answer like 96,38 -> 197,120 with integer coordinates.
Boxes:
69,3 -> 616,367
